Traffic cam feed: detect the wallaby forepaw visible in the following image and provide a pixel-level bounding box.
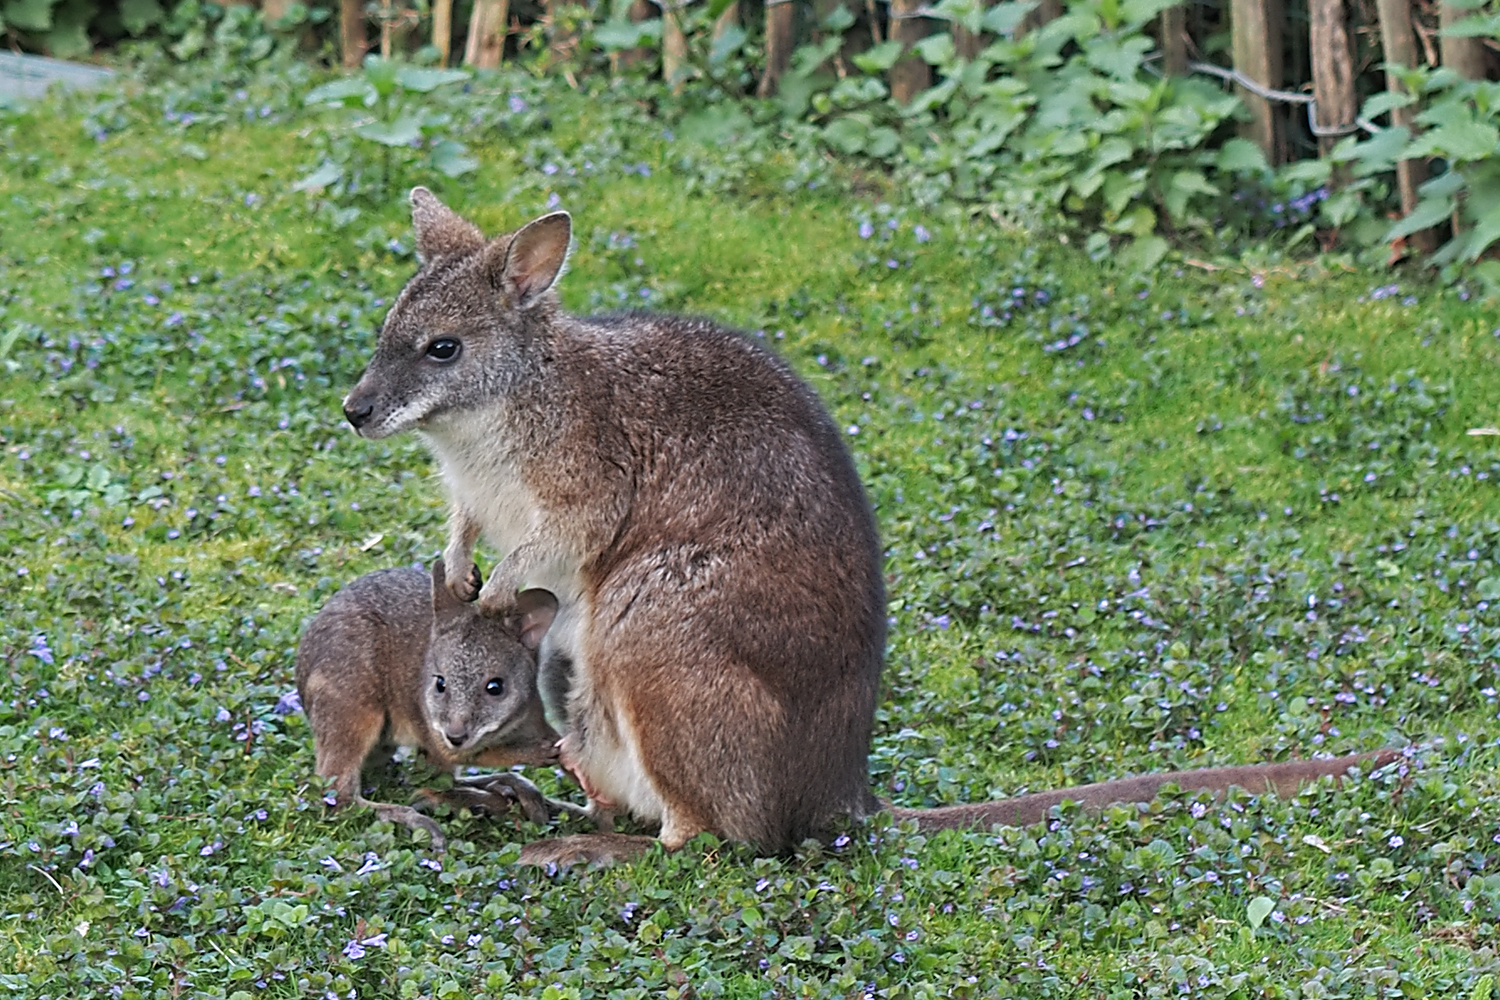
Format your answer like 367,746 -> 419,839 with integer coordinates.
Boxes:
445,560 -> 481,602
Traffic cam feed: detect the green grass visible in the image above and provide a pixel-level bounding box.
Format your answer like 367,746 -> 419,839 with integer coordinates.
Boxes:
1,62 -> 1499,998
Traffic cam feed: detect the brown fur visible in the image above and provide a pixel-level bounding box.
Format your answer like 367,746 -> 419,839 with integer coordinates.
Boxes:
343,192 -> 1399,866
294,562 -> 562,848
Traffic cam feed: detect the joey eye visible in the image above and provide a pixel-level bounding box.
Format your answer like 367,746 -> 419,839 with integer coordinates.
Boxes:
434,675 -> 446,694
485,678 -> 504,697
425,338 -> 461,362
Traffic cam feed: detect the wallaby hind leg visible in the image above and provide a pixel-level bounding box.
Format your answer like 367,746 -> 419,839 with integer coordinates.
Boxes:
432,772 -> 596,826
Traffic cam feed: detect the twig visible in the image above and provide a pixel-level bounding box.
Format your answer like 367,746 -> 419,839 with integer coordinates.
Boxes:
27,864 -> 65,898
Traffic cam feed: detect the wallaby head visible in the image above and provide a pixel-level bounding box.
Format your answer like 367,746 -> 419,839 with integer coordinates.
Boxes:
342,188 -> 573,439
424,560 -> 560,761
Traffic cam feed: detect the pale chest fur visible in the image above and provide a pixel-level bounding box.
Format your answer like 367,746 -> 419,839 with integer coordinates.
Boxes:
420,428 -> 583,600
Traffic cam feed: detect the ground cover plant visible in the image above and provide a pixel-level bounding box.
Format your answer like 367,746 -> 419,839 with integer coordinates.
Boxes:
2,61 -> 1500,999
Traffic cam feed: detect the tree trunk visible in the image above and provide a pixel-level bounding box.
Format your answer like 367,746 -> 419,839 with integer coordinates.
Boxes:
1309,0 -> 1356,162
1021,0 -> 1059,35
1161,3 -> 1186,75
614,0 -> 656,71
712,0 -> 740,44
814,0 -> 869,68
1439,0 -> 1487,81
340,0 -> 367,67
888,0 -> 929,104
1375,0 -> 1435,251
464,0 -> 508,68
432,0 -> 453,65
1230,0 -> 1285,165
663,1 -> 688,89
758,0 -> 796,97
952,0 -> 988,61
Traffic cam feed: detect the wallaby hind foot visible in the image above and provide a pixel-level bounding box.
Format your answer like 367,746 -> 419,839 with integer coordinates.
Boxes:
518,832 -> 658,868
416,772 -> 587,827
356,796 -> 450,852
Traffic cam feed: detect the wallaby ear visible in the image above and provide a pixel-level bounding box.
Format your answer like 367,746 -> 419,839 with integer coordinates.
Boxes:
410,187 -> 485,262
488,212 -> 571,309
514,588 -> 558,651
430,558 -> 480,618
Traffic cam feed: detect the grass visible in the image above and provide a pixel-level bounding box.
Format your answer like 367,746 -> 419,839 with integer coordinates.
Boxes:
1,58 -> 1499,999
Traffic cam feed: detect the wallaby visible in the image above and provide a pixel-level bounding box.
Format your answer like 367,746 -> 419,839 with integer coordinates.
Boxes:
341,190 -> 1399,866
295,560 -> 566,850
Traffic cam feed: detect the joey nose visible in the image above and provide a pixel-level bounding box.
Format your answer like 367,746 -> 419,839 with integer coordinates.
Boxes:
343,400 -> 374,429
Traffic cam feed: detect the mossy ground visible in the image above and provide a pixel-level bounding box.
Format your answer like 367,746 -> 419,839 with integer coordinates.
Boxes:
1,63 -> 1498,998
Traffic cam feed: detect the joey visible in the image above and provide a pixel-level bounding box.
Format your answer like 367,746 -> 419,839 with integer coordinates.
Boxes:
295,561 -> 570,850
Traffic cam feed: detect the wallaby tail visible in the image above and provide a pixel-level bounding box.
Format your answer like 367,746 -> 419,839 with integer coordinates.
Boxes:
886,749 -> 1400,832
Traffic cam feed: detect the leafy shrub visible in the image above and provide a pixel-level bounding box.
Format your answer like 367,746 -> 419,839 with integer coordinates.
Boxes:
293,55 -> 478,224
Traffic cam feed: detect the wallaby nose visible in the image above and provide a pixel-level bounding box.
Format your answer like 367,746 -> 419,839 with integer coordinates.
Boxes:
444,729 -> 468,748
343,399 -> 374,429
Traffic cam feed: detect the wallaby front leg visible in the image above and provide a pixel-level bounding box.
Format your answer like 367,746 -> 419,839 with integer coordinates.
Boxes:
477,537 -> 555,615
443,505 -> 484,601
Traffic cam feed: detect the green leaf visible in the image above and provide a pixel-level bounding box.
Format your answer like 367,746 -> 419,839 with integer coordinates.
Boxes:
304,77 -> 377,106
362,54 -> 401,99
852,40 -> 906,73
1246,896 -> 1275,929
981,0 -> 1039,34
820,3 -> 855,31
0,323 -> 23,361
1441,12 -> 1500,36
41,0 -> 93,58
1407,119 -> 1500,162
1477,577 -> 1500,601
709,23 -> 746,65
677,105 -> 751,144
1384,196 -> 1454,242
1171,169 -> 1218,199
1111,203 -> 1156,238
914,33 -> 957,68
354,115 -> 423,147
1215,137 -> 1268,173
822,116 -> 869,155
3,0 -> 56,33
431,139 -> 479,177
393,67 -> 470,93
866,126 -> 900,159
1086,34 -> 1152,79
119,0 -> 161,34
1360,90 -> 1415,122
1465,201 -> 1500,262
592,16 -> 660,51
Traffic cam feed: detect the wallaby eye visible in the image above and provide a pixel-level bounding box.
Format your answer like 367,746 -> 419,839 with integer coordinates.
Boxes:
425,338 -> 461,362
485,678 -> 504,697
434,675 -> 446,694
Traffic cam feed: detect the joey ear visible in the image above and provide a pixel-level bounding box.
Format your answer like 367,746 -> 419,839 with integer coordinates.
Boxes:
487,212 -> 571,309
410,187 -> 485,262
514,588 -> 558,651
430,559 -> 479,617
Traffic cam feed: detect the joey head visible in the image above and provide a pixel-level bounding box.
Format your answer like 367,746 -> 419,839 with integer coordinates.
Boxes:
343,190 -> 1398,867
295,560 -> 565,850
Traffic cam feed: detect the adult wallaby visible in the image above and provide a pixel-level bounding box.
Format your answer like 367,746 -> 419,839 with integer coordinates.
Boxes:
342,190 -> 1396,866
295,561 -> 566,849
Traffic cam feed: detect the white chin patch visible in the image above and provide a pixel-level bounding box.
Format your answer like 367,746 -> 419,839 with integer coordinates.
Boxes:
367,397 -> 434,438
